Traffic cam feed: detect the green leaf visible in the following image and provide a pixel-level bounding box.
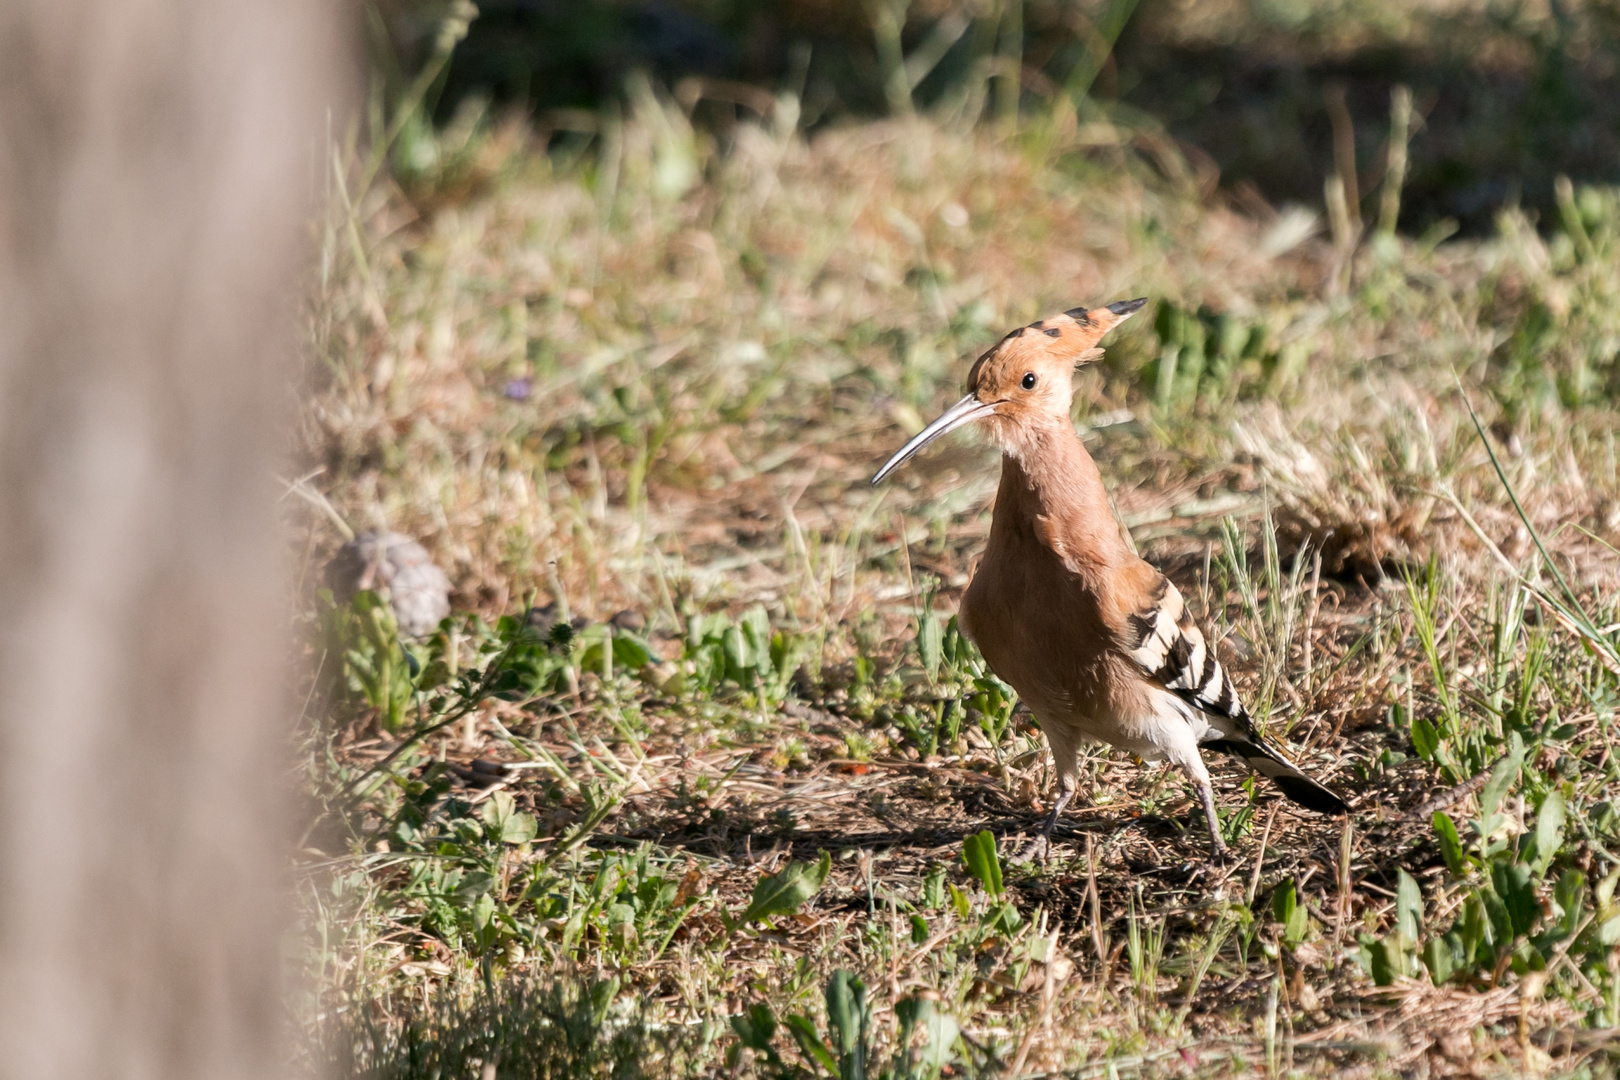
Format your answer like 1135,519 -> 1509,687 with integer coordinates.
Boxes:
489,625 -> 572,700
503,809 -> 536,844
336,590 -> 415,732
1598,868 -> 1620,909
962,830 -> 1003,898
1396,869 -> 1423,941
920,1005 -> 959,1074
896,993 -> 924,1032
1532,790 -> 1566,876
612,633 -> 654,671
471,893 -> 496,947
942,616 -> 972,668
909,913 -> 929,945
578,637 -> 610,678
481,790 -> 537,844
1481,883 -> 1513,944
896,995 -> 959,1074
588,977 -> 620,1026
722,625 -> 750,678
1357,933 -> 1384,984
1480,746 -> 1524,826
1284,902 -> 1309,948
1459,891 -> 1491,959
739,850 -> 831,925
1271,879 -> 1297,926
921,864 -> 946,910
917,612 -> 943,679
1593,801 -> 1620,840
1422,935 -> 1457,985
825,970 -> 869,1080
741,605 -> 773,677
1271,879 -> 1310,947
1491,861 -> 1538,938
416,657 -> 453,691
987,900 -> 1024,937
783,1014 -> 838,1075
453,870 -> 496,900
947,882 -> 971,920
1433,812 -> 1467,877
1364,931 -> 1414,986
1411,717 -> 1439,760
730,1002 -> 778,1052
1552,869 -> 1585,939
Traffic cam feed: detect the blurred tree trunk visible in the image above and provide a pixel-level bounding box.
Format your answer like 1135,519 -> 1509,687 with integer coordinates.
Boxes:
0,2 -> 343,1077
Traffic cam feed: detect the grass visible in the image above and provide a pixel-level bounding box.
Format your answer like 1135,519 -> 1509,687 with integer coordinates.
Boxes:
293,8 -> 1620,1077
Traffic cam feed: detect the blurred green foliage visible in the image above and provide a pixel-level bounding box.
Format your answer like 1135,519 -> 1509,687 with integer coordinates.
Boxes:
373,0 -> 1620,231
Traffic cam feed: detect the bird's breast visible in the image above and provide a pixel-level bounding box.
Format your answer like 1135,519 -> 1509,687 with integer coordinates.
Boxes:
961,536 -> 1113,720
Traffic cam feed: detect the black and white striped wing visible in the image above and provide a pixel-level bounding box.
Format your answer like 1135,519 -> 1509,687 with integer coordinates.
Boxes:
1123,575 -> 1350,815
1123,577 -> 1253,731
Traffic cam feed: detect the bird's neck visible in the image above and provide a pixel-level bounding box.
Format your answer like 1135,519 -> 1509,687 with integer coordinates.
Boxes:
991,416 -> 1131,572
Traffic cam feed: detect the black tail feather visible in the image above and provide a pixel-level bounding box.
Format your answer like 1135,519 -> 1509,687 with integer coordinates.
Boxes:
1269,772 -> 1349,815
1202,737 -> 1349,815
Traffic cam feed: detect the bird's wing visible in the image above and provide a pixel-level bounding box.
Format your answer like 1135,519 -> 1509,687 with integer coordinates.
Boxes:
1117,566 -> 1349,814
1120,573 -> 1257,734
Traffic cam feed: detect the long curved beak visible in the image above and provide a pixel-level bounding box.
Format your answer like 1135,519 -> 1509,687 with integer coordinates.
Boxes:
871,395 -> 997,484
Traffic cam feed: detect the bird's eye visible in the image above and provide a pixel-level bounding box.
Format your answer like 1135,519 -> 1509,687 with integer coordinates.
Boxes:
1021,372 -> 1037,390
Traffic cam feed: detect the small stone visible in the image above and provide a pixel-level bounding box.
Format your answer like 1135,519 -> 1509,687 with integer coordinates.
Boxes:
326,530 -> 452,638
610,609 -> 646,632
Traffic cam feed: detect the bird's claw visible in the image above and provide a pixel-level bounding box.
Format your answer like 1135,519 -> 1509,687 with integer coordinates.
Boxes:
1179,845 -> 1233,885
1017,833 -> 1053,863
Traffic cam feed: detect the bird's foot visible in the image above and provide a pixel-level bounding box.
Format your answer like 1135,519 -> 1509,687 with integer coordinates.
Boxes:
1017,832 -> 1053,864
1187,843 -> 1235,884
1016,791 -> 1074,864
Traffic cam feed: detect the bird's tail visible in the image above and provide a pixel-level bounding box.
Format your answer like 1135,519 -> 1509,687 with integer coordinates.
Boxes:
1204,736 -> 1348,815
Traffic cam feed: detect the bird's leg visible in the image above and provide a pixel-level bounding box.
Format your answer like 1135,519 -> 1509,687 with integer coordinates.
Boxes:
1193,776 -> 1231,864
1018,783 -> 1074,863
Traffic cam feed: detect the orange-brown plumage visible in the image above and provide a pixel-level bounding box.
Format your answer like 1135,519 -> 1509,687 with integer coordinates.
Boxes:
874,299 -> 1346,860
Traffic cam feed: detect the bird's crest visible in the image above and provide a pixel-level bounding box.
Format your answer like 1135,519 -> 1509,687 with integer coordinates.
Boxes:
967,298 -> 1146,394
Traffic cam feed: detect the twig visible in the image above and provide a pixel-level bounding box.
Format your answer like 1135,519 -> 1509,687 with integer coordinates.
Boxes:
1302,547 -> 1323,698
1324,82 -> 1361,236
1087,832 -> 1106,964
1336,817 -> 1354,946
1404,770 -> 1489,822
1247,803 -> 1280,907
1376,86 -> 1413,239
277,471 -> 355,541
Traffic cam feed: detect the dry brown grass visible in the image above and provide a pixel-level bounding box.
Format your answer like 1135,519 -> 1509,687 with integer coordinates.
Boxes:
295,86 -> 1620,1079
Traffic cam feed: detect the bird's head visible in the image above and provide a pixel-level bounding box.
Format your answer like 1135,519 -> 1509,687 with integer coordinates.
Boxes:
871,298 -> 1146,483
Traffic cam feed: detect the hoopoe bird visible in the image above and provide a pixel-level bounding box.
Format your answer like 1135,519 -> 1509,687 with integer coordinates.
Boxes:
873,299 -> 1347,860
